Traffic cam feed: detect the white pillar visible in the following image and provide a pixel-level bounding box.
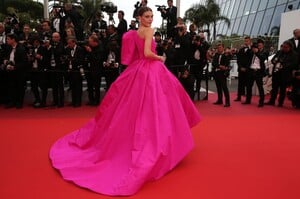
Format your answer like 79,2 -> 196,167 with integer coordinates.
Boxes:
44,0 -> 49,20
176,0 -> 181,17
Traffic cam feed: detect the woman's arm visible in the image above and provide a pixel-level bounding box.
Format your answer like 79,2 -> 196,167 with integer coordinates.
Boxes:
143,28 -> 164,61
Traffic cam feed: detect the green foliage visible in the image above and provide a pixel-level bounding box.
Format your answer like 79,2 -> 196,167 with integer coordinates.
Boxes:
184,0 -> 230,41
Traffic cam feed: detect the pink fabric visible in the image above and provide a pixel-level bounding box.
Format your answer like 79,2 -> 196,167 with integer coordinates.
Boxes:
49,30 -> 201,196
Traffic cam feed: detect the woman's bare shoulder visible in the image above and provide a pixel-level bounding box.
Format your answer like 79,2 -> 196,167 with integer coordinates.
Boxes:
138,27 -> 154,38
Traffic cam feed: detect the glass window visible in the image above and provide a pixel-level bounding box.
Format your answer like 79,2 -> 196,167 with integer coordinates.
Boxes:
250,0 -> 260,14
269,4 -> 285,35
238,16 -> 248,35
244,0 -> 254,15
259,8 -> 275,36
237,0 -> 246,17
232,18 -> 241,35
231,0 -> 241,19
227,0 -> 236,19
277,0 -> 287,5
251,11 -> 264,36
244,13 -> 255,36
267,0 -> 278,8
223,1 -> 230,16
218,22 -> 225,35
258,0 -> 268,11
226,19 -> 235,36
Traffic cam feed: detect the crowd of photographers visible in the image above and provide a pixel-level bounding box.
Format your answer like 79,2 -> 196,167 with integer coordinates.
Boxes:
0,0 -> 300,109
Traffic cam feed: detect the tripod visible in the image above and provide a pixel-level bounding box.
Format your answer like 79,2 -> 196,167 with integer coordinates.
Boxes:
107,12 -> 115,25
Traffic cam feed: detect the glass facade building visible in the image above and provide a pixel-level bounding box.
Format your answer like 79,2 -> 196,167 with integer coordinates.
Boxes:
212,0 -> 300,37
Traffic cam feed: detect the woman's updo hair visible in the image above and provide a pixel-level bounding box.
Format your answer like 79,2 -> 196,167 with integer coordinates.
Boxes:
138,6 -> 152,17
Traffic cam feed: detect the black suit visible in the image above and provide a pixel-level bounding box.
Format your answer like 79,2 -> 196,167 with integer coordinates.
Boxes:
66,45 -> 85,107
236,46 -> 252,99
44,42 -> 66,107
245,50 -> 268,105
212,52 -> 230,105
288,38 -> 300,54
269,50 -> 299,105
117,19 -> 127,39
6,44 -> 28,108
190,42 -> 209,97
29,45 -> 47,105
85,44 -> 105,105
91,19 -> 107,33
162,6 -> 177,38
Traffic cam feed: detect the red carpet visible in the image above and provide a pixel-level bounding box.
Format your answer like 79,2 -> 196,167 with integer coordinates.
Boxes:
0,94 -> 300,199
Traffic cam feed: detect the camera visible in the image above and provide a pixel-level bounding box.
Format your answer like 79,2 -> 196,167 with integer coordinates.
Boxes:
134,1 -> 141,9
155,5 -> 166,12
100,2 -> 118,14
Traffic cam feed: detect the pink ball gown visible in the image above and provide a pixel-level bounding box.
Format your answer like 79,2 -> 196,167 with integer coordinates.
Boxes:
49,30 -> 201,196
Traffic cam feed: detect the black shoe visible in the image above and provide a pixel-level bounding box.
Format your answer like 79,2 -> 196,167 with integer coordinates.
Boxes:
277,104 -> 283,107
224,103 -> 230,107
234,98 -> 241,102
265,101 -> 275,106
213,101 -> 222,105
33,102 -> 41,108
202,95 -> 208,101
258,103 -> 264,108
242,101 -> 251,105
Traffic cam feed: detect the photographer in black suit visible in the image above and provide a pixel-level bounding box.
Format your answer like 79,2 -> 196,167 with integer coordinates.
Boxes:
160,0 -> 177,39
212,43 -> 231,107
91,13 -> 107,34
84,35 -> 105,106
117,10 -> 127,39
235,36 -> 252,102
45,32 -> 66,108
266,41 -> 299,107
66,36 -> 85,107
244,40 -> 268,107
288,29 -> 300,55
28,37 -> 47,108
4,34 -> 28,109
190,35 -> 209,100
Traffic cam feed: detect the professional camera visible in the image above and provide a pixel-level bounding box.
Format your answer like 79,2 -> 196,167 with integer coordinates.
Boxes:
100,2 -> 118,14
134,1 -> 141,9
155,5 -> 167,12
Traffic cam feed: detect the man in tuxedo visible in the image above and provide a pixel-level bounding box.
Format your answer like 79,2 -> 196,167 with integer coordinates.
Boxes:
28,37 -> 47,108
0,22 -> 9,104
173,25 -> 192,66
4,34 -> 28,109
40,20 -> 52,41
45,32 -> 66,108
235,36 -> 252,102
243,40 -> 268,107
288,29 -> 300,54
66,36 -> 85,107
161,0 -> 177,39
212,43 -> 231,107
266,41 -> 299,107
85,35 -> 105,106
91,13 -> 107,34
117,10 -> 127,39
190,35 -> 209,101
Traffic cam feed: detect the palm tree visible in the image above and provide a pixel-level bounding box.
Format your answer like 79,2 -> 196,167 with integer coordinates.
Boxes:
184,0 -> 230,41
49,0 -> 106,33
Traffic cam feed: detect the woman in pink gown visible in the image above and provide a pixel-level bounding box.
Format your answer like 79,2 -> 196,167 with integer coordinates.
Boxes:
49,7 -> 201,196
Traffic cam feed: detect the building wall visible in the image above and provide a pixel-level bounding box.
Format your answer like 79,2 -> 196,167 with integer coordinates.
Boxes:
213,0 -> 300,37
